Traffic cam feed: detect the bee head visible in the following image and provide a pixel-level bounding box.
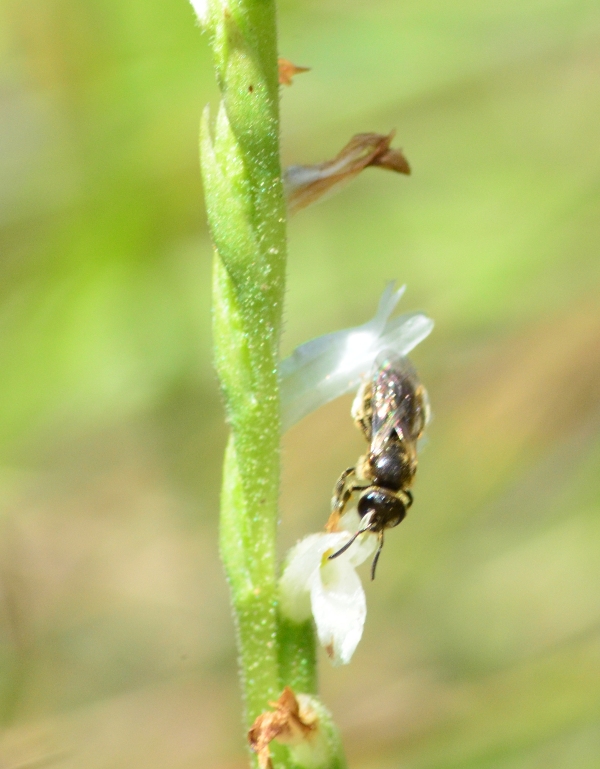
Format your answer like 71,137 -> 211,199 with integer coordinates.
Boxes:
329,488 -> 408,579
357,488 -> 406,532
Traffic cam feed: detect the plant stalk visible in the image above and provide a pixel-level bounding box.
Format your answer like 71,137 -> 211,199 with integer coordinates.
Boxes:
201,0 -> 288,738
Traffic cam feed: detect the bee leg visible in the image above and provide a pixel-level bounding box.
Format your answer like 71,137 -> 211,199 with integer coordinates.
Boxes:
327,483 -> 367,532
327,467 -> 357,531
358,416 -> 371,442
331,467 -> 356,512
404,490 -> 414,508
370,530 -> 385,580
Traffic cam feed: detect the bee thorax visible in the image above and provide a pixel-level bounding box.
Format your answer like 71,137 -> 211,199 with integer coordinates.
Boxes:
369,443 -> 413,490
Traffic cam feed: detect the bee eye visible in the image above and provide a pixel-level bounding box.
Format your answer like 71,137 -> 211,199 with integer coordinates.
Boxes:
357,490 -> 379,519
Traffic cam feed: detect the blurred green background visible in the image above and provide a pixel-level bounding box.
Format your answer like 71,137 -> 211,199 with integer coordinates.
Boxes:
1,0 -> 600,767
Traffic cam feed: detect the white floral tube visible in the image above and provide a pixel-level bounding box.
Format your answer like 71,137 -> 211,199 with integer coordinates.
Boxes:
279,283 -> 434,432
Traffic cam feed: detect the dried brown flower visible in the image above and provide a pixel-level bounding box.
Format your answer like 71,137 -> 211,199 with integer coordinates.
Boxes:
285,131 -> 410,214
248,687 -> 318,769
278,58 -> 311,86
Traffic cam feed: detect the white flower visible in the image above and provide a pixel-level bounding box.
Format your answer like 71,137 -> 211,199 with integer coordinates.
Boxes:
280,282 -> 433,431
279,512 -> 377,665
189,0 -> 209,24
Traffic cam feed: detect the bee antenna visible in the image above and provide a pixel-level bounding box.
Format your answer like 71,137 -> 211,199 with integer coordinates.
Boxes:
328,519 -> 374,561
370,531 -> 385,580
328,529 -> 362,561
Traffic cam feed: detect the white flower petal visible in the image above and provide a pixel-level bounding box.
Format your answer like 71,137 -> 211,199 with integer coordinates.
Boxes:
279,532 -> 349,623
279,528 -> 378,665
280,283 -> 433,431
346,531 -> 378,568
311,557 -> 367,665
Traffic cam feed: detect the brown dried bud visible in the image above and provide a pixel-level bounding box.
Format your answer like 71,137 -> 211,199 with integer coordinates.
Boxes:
278,58 -> 311,86
285,131 -> 410,214
248,687 -> 318,769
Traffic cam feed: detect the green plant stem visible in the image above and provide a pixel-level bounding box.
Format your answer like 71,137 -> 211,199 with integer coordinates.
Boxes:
200,1 -> 327,765
277,615 -> 318,695
201,0 -> 288,737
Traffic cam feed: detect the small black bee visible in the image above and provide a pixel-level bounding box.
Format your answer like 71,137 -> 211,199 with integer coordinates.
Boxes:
327,352 -> 429,579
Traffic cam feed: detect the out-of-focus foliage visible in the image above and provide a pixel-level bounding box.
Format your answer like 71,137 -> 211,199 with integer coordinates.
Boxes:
0,0 -> 599,767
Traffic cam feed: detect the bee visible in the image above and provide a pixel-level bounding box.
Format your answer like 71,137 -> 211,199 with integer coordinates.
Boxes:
327,352 -> 429,579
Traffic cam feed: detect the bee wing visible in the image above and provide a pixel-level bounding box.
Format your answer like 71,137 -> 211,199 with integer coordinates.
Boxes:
370,352 -> 429,455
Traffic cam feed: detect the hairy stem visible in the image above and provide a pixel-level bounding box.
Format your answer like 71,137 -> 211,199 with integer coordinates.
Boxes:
277,615 -> 318,695
201,0 -> 287,738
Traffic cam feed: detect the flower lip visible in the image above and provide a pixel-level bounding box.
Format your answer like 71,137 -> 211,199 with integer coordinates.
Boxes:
279,531 -> 357,624
279,512 -> 377,665
280,283 -> 433,432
